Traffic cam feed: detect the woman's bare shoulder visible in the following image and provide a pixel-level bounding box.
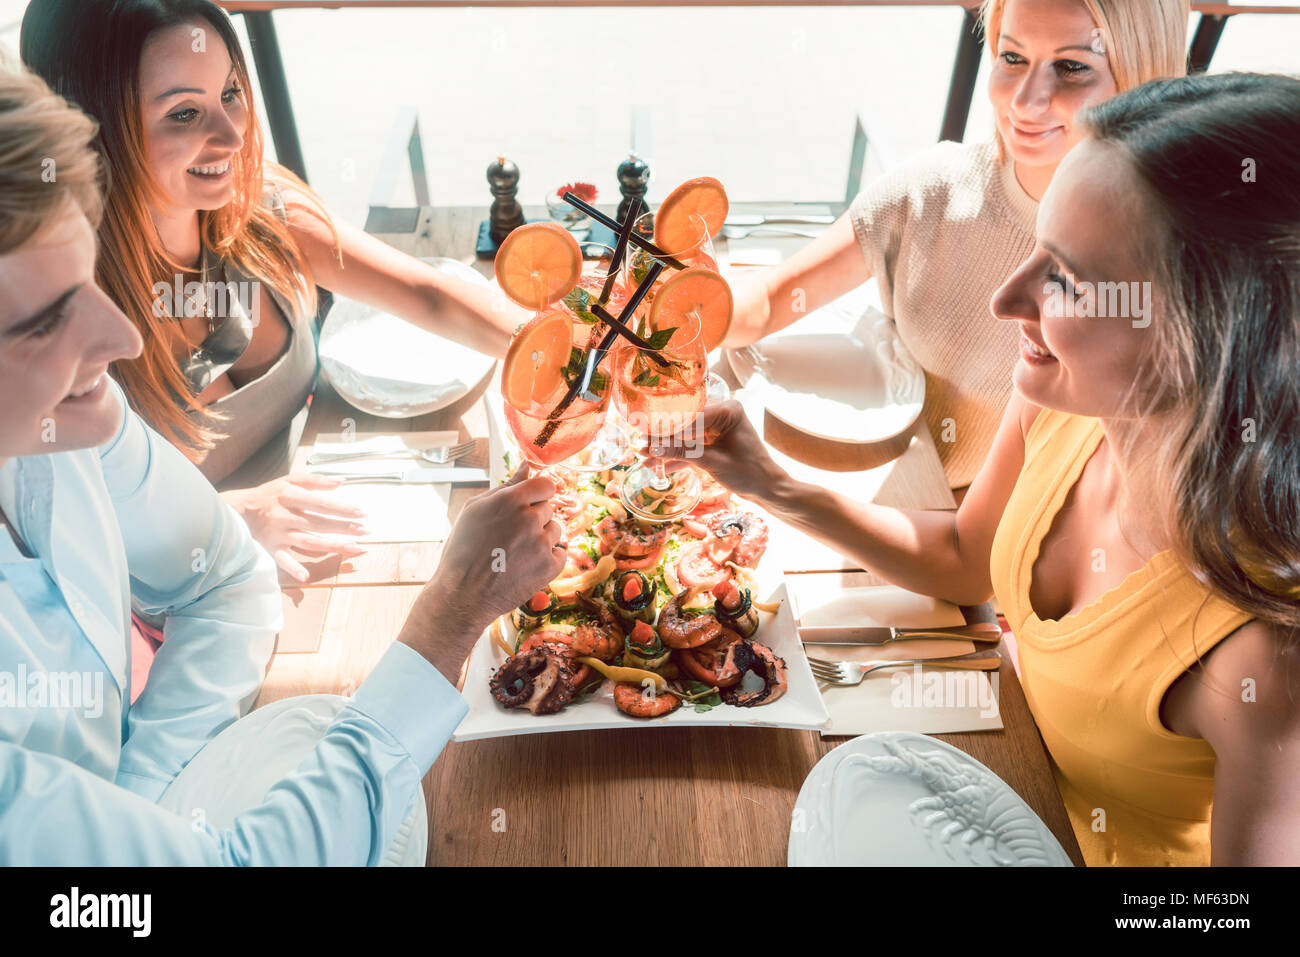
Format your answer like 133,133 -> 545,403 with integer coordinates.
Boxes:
1184,618 -> 1300,743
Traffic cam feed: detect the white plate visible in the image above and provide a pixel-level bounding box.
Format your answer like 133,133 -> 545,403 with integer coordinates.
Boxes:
159,694 -> 428,866
725,282 -> 924,445
452,581 -> 830,741
319,257 -> 496,418
789,731 -> 1072,866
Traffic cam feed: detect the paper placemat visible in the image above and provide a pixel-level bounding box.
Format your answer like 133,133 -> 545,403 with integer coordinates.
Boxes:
791,579 -> 966,632
323,483 -> 452,543
787,579 -> 1004,737
307,432 -> 459,542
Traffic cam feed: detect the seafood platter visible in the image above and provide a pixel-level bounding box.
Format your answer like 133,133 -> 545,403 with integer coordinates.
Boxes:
454,175 -> 828,740
452,468 -> 830,740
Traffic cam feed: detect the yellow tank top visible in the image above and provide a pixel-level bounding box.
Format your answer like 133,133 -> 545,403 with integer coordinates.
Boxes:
990,409 -> 1252,866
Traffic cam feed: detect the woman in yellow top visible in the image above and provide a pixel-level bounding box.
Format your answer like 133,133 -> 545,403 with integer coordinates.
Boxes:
664,72 -> 1300,866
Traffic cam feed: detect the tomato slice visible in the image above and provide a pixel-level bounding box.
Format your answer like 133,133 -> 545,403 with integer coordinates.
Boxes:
676,630 -> 744,688
527,590 -> 551,612
516,630 -> 569,654
675,540 -> 728,590
614,550 -> 662,570
629,620 -> 656,645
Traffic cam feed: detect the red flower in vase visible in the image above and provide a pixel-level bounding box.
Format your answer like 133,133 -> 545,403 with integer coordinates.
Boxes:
557,182 -> 598,203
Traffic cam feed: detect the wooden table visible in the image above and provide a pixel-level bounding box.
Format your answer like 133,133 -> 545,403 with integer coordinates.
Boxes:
257,205 -> 1085,866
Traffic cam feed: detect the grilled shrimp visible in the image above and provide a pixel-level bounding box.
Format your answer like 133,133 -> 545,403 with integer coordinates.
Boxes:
613,681 -> 681,718
657,584 -> 724,649
572,594 -> 625,660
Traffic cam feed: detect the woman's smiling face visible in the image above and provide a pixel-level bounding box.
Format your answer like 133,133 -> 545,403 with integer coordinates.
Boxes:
138,21 -> 247,214
990,137 -> 1160,419
988,0 -> 1119,172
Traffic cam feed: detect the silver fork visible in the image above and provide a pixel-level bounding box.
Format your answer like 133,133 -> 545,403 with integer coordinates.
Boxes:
806,649 -> 1002,686
306,439 -> 476,467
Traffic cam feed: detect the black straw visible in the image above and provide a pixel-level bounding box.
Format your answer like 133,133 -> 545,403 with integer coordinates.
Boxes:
561,191 -> 689,271
598,195 -> 642,307
534,259 -> 666,449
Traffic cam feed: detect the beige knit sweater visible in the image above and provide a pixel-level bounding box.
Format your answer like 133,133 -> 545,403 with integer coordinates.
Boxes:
849,139 -> 1039,488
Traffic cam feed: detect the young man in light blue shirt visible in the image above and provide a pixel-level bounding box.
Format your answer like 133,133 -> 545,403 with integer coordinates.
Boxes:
0,66 -> 567,865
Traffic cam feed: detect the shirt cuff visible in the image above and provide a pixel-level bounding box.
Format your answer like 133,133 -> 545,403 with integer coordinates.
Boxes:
115,769 -> 171,804
346,642 -> 469,773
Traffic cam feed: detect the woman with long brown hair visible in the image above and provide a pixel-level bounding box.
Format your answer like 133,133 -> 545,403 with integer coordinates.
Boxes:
20,0 -> 527,581
666,71 -> 1300,865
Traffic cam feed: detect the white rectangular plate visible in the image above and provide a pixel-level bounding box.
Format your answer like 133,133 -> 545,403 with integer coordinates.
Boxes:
452,581 -> 830,741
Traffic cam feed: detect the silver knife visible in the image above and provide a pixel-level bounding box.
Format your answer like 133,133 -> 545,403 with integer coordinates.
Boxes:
798,621 -> 1002,645
309,466 -> 490,484
725,214 -> 836,226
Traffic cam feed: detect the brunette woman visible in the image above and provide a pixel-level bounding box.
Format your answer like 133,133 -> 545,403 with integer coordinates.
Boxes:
671,72 -> 1300,865
21,0 -> 528,580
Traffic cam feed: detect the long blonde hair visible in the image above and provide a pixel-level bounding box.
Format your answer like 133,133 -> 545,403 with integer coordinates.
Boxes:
21,0 -> 333,459
980,0 -> 1190,162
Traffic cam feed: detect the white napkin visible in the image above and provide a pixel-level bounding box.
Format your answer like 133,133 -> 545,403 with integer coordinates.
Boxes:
794,580 -> 965,634
308,433 -> 456,542
325,483 -> 451,543
787,579 -> 1004,737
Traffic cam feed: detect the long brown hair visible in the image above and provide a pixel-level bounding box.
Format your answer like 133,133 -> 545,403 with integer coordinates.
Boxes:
1082,72 -> 1300,628
21,0 -> 330,457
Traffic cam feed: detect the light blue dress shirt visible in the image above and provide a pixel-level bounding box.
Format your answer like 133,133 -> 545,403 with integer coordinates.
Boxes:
0,378 -> 468,864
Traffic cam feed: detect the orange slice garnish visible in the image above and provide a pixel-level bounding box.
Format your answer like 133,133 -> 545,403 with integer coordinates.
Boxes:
654,176 -> 729,256
502,310 -> 573,409
495,222 -> 582,309
648,268 -> 734,351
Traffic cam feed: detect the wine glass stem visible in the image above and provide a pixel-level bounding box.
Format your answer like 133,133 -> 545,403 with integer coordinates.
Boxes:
649,457 -> 672,491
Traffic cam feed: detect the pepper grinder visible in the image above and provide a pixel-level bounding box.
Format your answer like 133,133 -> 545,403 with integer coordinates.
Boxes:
617,153 -> 651,232
488,155 -> 526,246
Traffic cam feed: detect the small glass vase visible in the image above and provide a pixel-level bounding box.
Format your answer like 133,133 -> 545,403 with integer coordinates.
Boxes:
545,192 -> 591,235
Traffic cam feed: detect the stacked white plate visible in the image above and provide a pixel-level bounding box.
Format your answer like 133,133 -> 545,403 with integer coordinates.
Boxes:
788,731 -> 1073,866
725,281 -> 925,446
319,257 -> 496,418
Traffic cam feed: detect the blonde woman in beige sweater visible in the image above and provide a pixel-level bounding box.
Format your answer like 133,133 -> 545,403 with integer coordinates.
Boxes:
725,0 -> 1188,492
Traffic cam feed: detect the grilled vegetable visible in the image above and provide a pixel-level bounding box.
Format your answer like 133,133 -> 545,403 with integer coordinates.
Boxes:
712,580 -> 759,638
612,569 -> 658,624
623,619 -> 671,670
576,655 -> 668,691
511,590 -> 557,630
